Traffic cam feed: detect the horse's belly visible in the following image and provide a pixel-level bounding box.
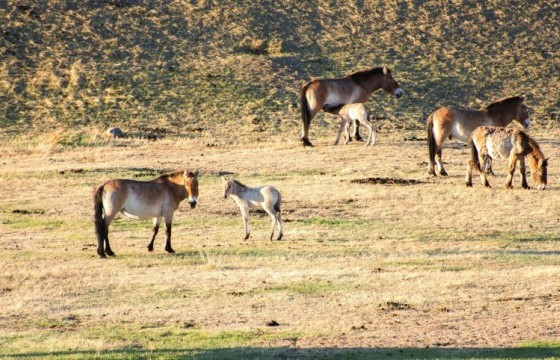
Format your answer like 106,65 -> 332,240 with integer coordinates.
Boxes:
486,139 -> 512,159
450,123 -> 471,143
121,195 -> 163,219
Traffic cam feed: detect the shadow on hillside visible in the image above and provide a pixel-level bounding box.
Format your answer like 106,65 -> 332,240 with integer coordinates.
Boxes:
6,346 -> 560,359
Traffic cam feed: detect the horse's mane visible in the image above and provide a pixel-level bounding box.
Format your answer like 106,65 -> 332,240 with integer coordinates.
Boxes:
484,96 -> 523,112
527,135 -> 545,160
347,67 -> 386,82
232,179 -> 248,189
154,170 -> 184,183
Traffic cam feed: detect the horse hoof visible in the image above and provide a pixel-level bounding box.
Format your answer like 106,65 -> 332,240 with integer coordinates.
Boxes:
440,170 -> 448,176
302,138 -> 314,147
147,246 -> 154,252
277,233 -> 283,241
99,254 -> 107,259
465,182 -> 472,187
244,234 -> 250,241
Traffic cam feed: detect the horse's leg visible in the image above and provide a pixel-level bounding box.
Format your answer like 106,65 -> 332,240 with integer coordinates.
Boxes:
147,217 -> 160,252
431,125 -> 451,176
334,117 -> 347,145
478,151 -> 491,188
302,101 -> 320,147
465,161 -> 473,187
519,157 -> 529,189
360,119 -> 374,147
262,203 -> 280,241
276,211 -> 283,240
103,213 -> 117,257
164,219 -> 175,254
240,205 -> 250,240
505,154 -> 518,189
352,119 -> 363,142
343,119 -> 351,145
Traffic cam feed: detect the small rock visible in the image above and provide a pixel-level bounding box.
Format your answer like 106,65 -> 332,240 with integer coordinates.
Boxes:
106,127 -> 124,138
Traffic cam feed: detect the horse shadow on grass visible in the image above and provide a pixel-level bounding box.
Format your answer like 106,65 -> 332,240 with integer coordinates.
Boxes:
6,346 -> 560,359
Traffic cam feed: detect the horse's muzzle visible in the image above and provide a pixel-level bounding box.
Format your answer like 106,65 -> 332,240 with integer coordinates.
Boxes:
189,201 -> 197,208
394,88 -> 404,99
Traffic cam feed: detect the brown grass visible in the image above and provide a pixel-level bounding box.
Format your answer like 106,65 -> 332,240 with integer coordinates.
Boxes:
1,130 -> 560,356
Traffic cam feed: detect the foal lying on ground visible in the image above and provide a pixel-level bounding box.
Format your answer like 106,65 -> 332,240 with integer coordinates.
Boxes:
466,127 -> 547,190
222,176 -> 283,241
93,170 -> 199,258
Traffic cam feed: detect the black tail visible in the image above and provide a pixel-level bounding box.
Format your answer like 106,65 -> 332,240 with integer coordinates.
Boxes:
469,137 -> 482,172
427,113 -> 436,171
93,185 -> 105,245
274,193 -> 281,213
300,82 -> 313,145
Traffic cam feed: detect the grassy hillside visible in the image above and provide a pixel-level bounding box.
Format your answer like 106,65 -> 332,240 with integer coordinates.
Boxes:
1,0 -> 559,139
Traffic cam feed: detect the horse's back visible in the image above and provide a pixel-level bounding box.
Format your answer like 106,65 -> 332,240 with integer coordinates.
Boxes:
101,179 -> 172,219
472,126 -> 516,160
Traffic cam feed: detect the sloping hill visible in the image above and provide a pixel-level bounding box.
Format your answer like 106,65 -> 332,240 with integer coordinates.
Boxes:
1,0 -> 558,139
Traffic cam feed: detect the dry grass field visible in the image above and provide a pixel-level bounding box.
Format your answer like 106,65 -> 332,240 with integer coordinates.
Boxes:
2,0 -> 560,358
1,127 -> 560,359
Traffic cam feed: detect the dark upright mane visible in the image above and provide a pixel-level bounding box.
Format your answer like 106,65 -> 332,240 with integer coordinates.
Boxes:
232,179 -> 248,189
154,170 -> 184,183
484,96 -> 523,112
347,67 -> 386,82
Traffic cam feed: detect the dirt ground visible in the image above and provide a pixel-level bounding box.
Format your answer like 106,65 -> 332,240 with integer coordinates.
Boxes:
1,129 -> 559,353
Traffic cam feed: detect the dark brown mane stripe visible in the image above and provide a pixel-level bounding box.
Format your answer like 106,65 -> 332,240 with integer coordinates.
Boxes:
233,179 -> 247,188
484,96 -> 523,111
154,170 -> 184,182
347,67 -> 385,81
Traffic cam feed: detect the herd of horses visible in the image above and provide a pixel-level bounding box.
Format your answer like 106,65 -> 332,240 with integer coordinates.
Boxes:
92,66 -> 548,258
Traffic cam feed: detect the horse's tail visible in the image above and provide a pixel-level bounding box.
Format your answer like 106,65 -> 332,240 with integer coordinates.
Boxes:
273,191 -> 281,213
469,136 -> 482,172
300,82 -> 312,135
427,112 -> 436,169
93,184 -> 105,241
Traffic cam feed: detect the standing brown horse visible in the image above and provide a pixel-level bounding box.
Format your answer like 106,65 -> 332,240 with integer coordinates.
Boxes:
300,67 -> 403,147
466,127 -> 547,190
427,96 -> 529,175
93,170 -> 199,258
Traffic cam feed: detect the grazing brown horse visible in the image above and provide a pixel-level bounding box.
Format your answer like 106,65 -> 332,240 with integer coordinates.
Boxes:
93,170 -> 199,258
300,67 -> 403,147
466,127 -> 547,190
427,96 -> 530,175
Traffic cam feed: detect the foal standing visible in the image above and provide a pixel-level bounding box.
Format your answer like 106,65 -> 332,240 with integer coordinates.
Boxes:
222,176 -> 283,241
331,103 -> 376,146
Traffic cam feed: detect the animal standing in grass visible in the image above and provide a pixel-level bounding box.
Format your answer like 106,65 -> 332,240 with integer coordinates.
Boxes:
466,127 -> 547,190
427,96 -> 530,176
300,67 -> 403,147
330,103 -> 376,146
222,176 -> 283,241
93,170 -> 199,258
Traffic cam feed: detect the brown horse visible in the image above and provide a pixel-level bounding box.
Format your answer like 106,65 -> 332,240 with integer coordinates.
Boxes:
300,67 -> 403,147
93,170 -> 199,258
466,127 -> 547,190
427,96 -> 529,175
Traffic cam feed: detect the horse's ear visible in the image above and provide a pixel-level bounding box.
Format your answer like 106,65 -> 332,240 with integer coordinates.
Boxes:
193,170 -> 199,177
383,67 -> 391,75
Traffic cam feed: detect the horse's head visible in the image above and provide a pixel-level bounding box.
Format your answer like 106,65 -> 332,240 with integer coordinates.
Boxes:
533,158 -> 548,190
184,170 -> 199,208
380,67 -> 404,99
514,103 -> 530,129
222,176 -> 233,199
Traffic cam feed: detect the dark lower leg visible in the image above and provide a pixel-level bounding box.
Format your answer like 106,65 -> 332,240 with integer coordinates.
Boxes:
147,225 -> 159,252
164,223 -> 174,253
